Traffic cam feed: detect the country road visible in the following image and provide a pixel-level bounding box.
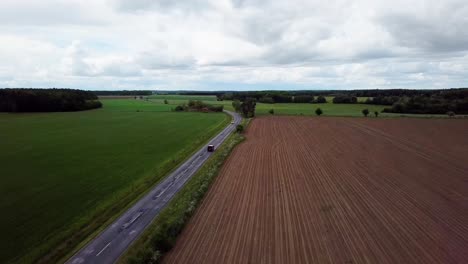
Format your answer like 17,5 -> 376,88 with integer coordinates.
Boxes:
67,110 -> 242,264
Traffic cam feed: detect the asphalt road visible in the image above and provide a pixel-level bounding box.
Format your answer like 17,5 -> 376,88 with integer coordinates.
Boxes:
67,110 -> 242,264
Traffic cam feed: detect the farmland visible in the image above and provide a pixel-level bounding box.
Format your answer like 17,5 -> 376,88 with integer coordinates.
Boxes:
164,116 -> 468,264
0,99 -> 228,263
146,95 -> 449,117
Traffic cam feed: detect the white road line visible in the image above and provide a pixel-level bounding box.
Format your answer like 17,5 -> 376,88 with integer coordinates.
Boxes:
96,242 -> 111,256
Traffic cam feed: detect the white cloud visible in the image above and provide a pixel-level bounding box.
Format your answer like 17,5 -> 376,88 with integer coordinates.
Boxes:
0,0 -> 467,90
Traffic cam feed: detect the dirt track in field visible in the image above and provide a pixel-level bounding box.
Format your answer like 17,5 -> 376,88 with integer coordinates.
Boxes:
164,116 -> 468,264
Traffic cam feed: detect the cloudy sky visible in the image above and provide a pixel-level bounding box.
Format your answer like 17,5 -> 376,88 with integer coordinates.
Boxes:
1,0 -> 467,90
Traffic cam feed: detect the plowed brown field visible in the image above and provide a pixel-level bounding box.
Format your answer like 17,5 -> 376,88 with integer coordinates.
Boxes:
164,116 -> 468,264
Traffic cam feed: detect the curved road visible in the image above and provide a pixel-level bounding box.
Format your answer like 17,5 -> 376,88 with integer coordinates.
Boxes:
67,110 -> 241,264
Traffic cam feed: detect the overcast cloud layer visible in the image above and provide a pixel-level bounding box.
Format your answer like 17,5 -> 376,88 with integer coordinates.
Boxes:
1,0 -> 467,90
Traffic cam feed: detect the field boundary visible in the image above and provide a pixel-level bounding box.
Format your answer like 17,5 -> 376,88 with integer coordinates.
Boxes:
117,119 -> 247,264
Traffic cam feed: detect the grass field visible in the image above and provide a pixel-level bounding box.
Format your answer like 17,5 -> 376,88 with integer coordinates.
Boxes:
0,99 -> 229,263
149,94 -> 218,102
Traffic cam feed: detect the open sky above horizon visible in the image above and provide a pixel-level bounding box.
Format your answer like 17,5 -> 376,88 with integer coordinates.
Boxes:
1,0 -> 467,91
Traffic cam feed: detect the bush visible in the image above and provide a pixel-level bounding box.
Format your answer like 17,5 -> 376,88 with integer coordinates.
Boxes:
236,124 -> 244,133
374,111 -> 379,117
173,101 -> 223,112
174,105 -> 186,112
164,99 -> 168,104
447,111 -> 455,117
362,109 -> 369,117
207,105 -> 224,112
315,108 -> 323,116
268,109 -> 274,115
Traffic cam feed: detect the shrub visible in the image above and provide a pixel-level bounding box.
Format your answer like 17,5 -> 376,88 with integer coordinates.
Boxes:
269,109 -> 274,115
174,105 -> 186,112
447,111 -> 455,117
315,108 -> 323,116
362,109 -> 369,117
236,124 -> 244,133
207,105 -> 224,112
164,99 -> 168,104
374,111 -> 379,117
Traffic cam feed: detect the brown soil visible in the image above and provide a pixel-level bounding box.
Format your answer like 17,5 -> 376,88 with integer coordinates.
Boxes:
164,116 -> 468,264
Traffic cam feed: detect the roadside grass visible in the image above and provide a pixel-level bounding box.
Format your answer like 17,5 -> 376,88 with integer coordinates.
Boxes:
0,99 -> 229,264
118,126 -> 246,264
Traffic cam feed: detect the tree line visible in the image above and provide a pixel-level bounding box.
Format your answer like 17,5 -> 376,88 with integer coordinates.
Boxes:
0,88 -> 102,112
92,90 -> 153,96
174,100 -> 224,112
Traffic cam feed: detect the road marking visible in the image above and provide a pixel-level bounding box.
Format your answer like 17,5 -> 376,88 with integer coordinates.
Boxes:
71,257 -> 84,264
96,242 -> 111,256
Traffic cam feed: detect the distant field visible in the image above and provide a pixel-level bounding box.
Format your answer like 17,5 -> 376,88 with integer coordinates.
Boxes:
0,99 -> 228,263
149,94 -> 218,101
147,95 -> 448,117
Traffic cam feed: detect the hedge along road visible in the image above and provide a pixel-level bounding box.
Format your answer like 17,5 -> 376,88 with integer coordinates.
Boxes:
67,110 -> 242,264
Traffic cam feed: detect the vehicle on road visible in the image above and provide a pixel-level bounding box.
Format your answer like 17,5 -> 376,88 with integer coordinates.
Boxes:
207,145 -> 215,152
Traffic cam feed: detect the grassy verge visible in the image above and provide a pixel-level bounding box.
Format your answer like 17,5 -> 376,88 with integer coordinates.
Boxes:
118,124 -> 246,264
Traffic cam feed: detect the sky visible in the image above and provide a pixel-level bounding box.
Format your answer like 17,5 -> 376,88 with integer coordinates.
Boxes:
0,0 -> 467,91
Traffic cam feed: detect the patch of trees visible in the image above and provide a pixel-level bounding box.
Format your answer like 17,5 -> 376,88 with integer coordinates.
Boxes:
92,90 -> 152,96
272,95 -> 293,103
174,100 -> 223,112
382,95 -> 468,115
240,98 -> 257,118
258,96 -> 275,104
364,96 -> 400,105
332,95 -> 357,104
0,88 -> 102,112
293,95 -> 314,103
316,96 -> 327,103
232,98 -> 257,117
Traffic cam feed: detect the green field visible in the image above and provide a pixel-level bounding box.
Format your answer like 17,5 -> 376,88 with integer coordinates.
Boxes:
145,95 -> 450,117
148,94 -> 217,102
0,99 -> 229,263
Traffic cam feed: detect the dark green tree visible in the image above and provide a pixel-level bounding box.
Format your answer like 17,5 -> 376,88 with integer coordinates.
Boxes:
240,98 -> 256,118
362,109 -> 369,117
315,108 -> 323,116
232,100 -> 241,112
